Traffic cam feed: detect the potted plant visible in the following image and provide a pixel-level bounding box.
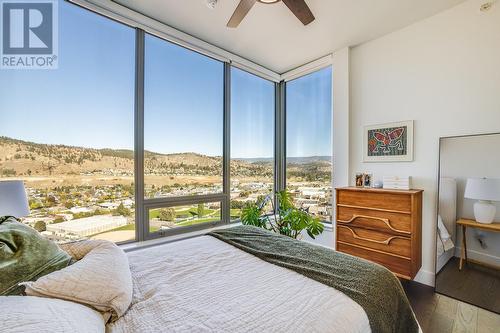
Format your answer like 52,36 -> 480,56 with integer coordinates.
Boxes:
240,190 -> 324,239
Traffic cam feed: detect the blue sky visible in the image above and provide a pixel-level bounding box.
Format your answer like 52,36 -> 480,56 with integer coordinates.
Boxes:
0,0 -> 331,158
287,67 -> 332,157
231,67 -> 275,158
0,1 -> 135,150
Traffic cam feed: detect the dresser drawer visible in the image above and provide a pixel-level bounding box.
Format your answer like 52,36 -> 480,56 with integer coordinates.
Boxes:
335,187 -> 422,280
337,225 -> 411,258
337,190 -> 411,213
337,206 -> 412,235
337,242 -> 412,279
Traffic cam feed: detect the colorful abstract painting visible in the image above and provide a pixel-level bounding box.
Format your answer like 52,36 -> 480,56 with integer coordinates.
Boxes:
363,121 -> 413,162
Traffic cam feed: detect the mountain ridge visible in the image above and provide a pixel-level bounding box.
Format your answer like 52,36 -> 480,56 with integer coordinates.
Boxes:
0,136 -> 265,177
0,136 -> 330,179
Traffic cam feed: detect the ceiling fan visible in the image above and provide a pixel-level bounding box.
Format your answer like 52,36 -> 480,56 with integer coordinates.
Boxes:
227,0 -> 315,28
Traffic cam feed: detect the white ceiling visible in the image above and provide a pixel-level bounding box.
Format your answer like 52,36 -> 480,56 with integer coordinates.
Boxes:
114,0 -> 466,73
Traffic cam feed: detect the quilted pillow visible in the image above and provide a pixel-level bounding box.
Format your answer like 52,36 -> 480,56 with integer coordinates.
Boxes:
0,296 -> 105,333
0,217 -> 73,296
21,240 -> 132,322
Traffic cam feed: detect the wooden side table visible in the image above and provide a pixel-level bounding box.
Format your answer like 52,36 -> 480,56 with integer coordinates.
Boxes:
456,218 -> 500,270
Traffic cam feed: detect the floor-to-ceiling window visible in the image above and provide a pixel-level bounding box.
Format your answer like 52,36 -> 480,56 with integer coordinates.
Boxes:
0,1 -> 334,244
143,34 -> 224,235
0,1 -> 136,243
144,35 -> 224,199
285,67 -> 333,222
230,67 -> 275,219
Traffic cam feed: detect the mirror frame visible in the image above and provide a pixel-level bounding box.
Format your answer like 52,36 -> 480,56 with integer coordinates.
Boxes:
435,131 -> 500,313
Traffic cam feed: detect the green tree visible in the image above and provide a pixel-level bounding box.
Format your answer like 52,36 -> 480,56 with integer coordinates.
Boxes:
1,169 -> 16,176
33,221 -> 46,232
197,203 -> 205,218
114,203 -> 131,217
45,195 -> 57,207
53,217 -> 64,224
64,200 -> 75,209
29,199 -> 43,210
230,200 -> 246,209
158,208 -> 176,222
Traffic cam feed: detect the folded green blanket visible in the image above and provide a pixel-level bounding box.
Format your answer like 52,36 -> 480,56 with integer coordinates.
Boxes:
208,225 -> 419,333
0,217 -> 73,295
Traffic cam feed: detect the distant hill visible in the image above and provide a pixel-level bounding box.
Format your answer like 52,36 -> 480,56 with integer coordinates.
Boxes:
0,137 -> 269,178
286,156 -> 332,164
0,136 -> 133,177
233,156 -> 331,164
0,137 -> 330,179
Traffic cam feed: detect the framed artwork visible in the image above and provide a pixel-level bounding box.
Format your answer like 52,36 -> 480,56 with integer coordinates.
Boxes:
363,120 -> 414,162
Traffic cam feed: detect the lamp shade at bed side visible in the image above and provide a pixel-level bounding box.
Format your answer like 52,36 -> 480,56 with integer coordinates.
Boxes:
464,178 -> 500,224
0,180 -> 30,219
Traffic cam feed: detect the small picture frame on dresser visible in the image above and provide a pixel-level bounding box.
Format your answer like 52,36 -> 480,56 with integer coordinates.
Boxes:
355,173 -> 364,187
363,173 -> 372,188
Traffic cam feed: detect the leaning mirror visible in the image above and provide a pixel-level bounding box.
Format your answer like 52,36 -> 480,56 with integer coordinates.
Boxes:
436,133 -> 500,313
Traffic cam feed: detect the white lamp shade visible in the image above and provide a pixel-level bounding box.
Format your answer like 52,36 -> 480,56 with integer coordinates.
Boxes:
464,178 -> 500,202
0,180 -> 30,218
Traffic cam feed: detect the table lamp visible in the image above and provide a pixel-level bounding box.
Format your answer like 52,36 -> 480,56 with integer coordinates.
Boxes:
0,180 -> 30,222
464,177 -> 500,224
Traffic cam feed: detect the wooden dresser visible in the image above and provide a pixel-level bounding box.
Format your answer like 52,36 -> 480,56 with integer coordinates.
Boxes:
335,187 -> 423,280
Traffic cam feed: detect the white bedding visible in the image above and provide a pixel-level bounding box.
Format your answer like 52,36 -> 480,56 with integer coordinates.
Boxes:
108,235 -> 371,333
0,296 -> 105,333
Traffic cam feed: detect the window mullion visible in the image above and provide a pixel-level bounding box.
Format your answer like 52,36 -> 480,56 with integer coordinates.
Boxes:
144,194 -> 227,208
222,63 -> 231,224
135,28 -> 146,242
275,81 -> 286,193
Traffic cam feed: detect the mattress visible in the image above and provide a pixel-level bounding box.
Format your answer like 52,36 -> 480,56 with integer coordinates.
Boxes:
109,235 -> 371,333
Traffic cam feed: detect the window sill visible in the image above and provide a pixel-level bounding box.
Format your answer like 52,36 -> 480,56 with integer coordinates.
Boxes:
119,222 -> 239,253
120,221 -> 333,253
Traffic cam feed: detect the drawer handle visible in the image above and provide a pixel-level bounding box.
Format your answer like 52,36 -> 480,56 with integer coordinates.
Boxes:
338,214 -> 410,235
339,225 -> 404,245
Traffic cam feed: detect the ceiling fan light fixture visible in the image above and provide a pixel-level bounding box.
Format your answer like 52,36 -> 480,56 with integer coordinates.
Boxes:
206,0 -> 218,9
227,0 -> 314,28
258,0 -> 280,4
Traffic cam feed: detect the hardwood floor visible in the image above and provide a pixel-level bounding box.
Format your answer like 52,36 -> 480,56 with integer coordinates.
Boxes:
402,280 -> 500,333
436,257 -> 500,313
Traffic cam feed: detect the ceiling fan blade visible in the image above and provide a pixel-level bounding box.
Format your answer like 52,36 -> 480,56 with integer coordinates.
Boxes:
227,0 -> 257,28
282,0 -> 315,25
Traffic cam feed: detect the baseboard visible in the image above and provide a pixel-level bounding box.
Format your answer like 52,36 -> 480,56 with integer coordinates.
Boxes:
412,248 -> 500,288
454,247 -> 500,267
413,269 -> 435,287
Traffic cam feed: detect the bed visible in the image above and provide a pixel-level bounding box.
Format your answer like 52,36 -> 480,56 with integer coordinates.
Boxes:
1,224 -> 420,333
109,226 -> 420,333
109,234 -> 370,333
436,177 -> 457,273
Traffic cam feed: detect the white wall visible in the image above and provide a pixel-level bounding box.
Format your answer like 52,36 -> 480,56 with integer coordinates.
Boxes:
332,48 -> 351,246
440,134 -> 500,267
348,0 -> 500,285
302,226 -> 334,247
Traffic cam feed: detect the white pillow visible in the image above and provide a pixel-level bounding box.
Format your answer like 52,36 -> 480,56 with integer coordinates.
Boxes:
21,240 -> 132,322
437,215 -> 451,241
0,296 -> 105,333
437,215 -> 454,251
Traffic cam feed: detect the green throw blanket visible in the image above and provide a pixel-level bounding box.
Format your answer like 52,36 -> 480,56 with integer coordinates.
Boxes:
0,217 -> 73,295
208,225 -> 419,333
